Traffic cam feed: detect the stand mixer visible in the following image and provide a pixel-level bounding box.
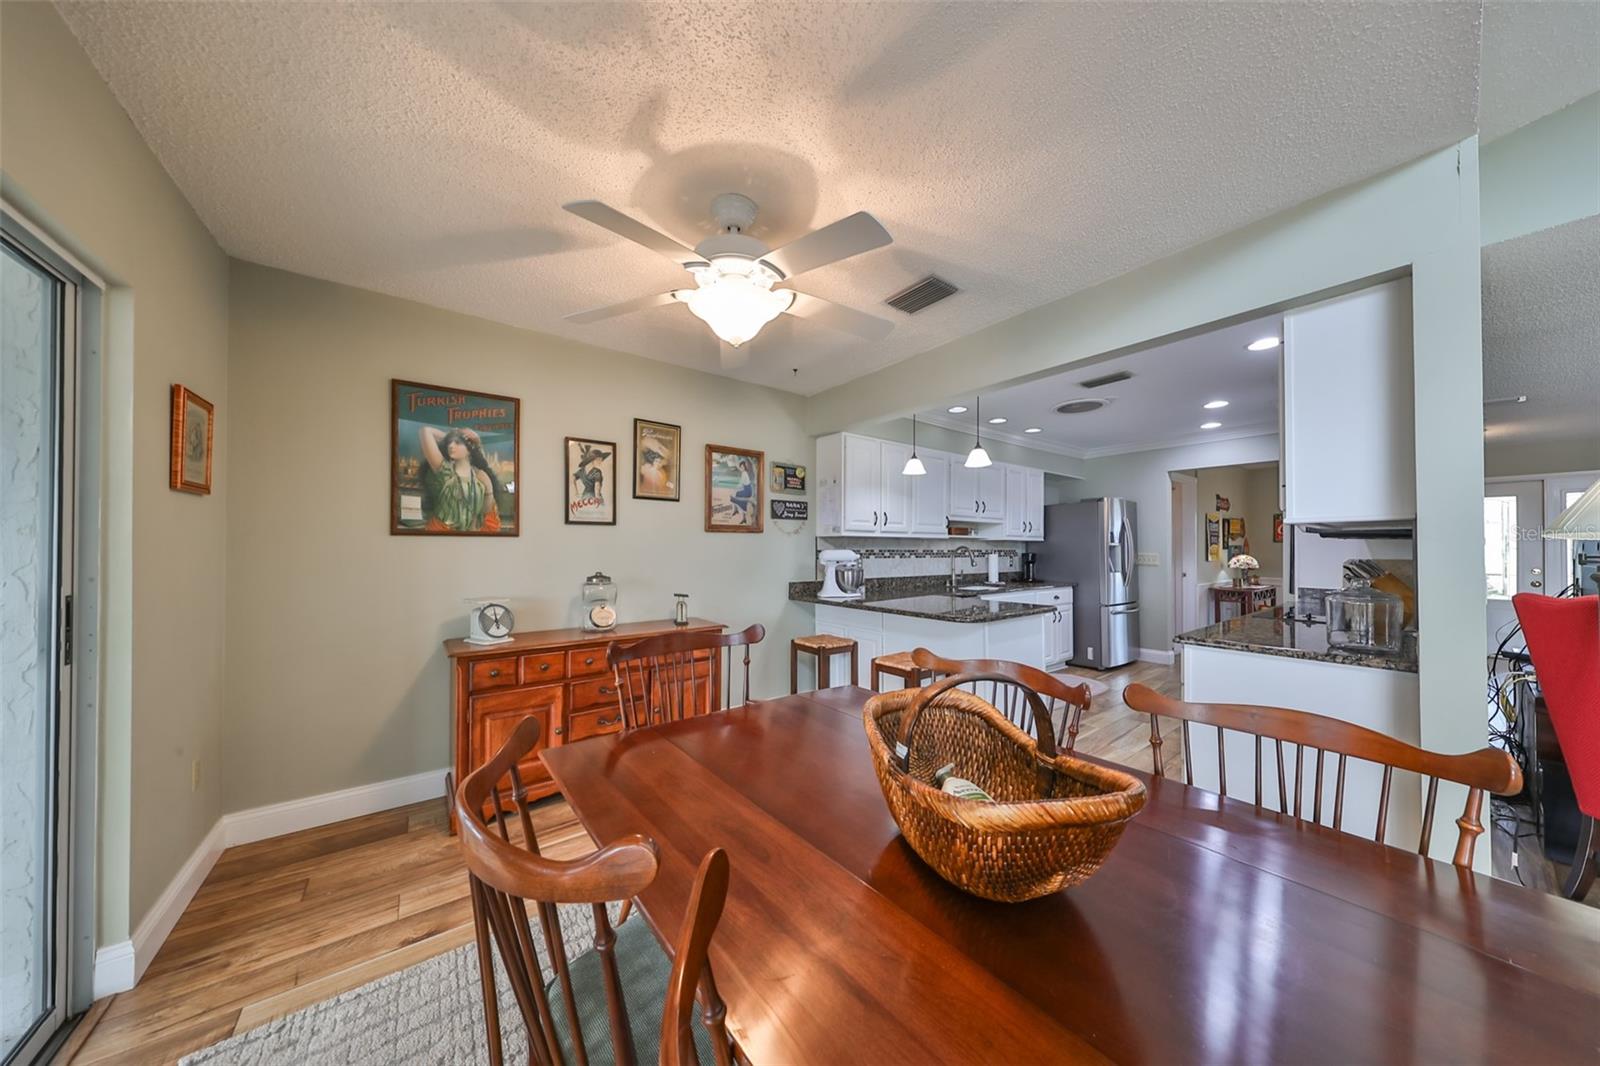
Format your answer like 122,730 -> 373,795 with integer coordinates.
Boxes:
818,549 -> 865,599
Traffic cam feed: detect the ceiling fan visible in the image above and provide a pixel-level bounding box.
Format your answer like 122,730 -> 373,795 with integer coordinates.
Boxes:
562,193 -> 895,355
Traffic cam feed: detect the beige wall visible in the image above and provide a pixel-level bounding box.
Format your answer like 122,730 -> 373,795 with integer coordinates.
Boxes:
1484,435 -> 1600,479
1,3 -> 230,942
223,263 -> 817,811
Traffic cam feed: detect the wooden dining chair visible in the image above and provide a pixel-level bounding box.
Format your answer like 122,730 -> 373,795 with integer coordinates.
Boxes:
608,624 -> 765,733
1123,683 -> 1523,868
455,716 -> 734,1066
909,649 -> 1092,752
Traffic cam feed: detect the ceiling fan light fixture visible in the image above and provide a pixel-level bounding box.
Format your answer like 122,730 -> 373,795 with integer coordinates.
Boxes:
678,256 -> 793,347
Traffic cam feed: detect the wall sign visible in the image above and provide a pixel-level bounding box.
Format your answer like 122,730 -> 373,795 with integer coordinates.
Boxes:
771,499 -> 809,521
770,461 -> 807,494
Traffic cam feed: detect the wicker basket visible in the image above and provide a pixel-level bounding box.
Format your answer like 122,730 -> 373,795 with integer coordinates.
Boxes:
864,675 -> 1146,902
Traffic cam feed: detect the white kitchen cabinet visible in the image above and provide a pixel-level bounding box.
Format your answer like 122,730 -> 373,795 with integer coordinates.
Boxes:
841,433 -> 882,532
948,461 -> 980,521
1021,468 -> 1045,541
910,450 -> 951,536
1002,466 -> 1028,537
879,440 -> 913,534
1281,278 -> 1415,524
1038,586 -> 1073,664
1000,465 -> 1046,539
977,465 -> 1006,520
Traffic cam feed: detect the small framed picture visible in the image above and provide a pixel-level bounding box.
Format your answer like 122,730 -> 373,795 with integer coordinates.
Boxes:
1273,512 -> 1284,543
169,384 -> 214,495
566,437 -> 617,525
770,460 -> 806,494
633,418 -> 681,501
705,444 -> 764,533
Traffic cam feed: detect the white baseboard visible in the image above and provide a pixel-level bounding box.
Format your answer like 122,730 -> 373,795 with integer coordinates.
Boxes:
222,767 -> 449,848
1137,647 -> 1177,666
92,940 -> 135,1000
91,766 -> 449,997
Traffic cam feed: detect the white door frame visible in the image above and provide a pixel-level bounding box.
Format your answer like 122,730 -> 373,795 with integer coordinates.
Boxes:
1170,472 -> 1199,644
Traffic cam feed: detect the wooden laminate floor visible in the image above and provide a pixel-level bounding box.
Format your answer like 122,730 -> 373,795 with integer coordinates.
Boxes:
64,661 -> 1180,1064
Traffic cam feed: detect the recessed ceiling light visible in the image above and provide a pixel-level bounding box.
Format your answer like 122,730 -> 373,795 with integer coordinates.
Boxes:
1203,399 -> 1229,410
1024,427 -> 1042,434
947,405 -> 968,414
1201,421 -> 1222,430
988,417 -> 1007,424
1246,336 -> 1281,352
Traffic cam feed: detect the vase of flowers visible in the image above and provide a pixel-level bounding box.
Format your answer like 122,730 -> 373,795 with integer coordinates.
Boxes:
1228,554 -> 1260,587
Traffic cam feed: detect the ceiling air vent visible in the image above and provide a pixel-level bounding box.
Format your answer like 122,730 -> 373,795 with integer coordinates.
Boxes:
1077,370 -> 1133,389
885,275 -> 959,314
1055,399 -> 1110,415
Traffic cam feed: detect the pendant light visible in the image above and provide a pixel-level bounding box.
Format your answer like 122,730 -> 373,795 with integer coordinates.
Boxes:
902,414 -> 927,476
964,397 -> 992,468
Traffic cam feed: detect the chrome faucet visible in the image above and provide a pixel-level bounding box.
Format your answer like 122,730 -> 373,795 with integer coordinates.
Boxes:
948,546 -> 973,591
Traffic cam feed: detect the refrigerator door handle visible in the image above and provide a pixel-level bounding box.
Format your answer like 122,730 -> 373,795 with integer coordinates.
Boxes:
1109,605 -> 1140,615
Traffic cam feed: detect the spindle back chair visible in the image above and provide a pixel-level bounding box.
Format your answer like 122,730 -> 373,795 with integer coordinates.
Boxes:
608,624 -> 766,733
1123,683 -> 1522,868
455,716 -> 734,1066
910,649 -> 1092,752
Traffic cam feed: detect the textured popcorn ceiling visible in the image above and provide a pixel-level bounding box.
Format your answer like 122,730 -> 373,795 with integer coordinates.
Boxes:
57,1 -> 1491,394
1482,216 -> 1600,446
1478,1 -> 1600,143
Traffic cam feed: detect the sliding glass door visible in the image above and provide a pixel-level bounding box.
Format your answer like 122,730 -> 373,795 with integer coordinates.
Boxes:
1,229 -> 77,1065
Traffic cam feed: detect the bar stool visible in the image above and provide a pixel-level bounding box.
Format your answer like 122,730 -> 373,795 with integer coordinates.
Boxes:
870,651 -> 932,692
790,634 -> 859,693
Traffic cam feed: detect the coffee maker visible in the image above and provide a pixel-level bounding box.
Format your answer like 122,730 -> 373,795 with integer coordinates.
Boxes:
1019,552 -> 1038,582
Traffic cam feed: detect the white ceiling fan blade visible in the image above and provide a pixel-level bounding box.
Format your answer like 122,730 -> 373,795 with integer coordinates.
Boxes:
760,211 -> 892,279
565,290 -> 681,324
562,201 -> 702,268
783,291 -> 894,341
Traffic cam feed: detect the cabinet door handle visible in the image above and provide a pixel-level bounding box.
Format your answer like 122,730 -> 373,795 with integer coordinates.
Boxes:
553,726 -> 564,736
883,510 -> 889,525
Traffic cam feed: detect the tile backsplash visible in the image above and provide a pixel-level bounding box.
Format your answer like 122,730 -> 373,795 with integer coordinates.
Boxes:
815,537 -> 1025,581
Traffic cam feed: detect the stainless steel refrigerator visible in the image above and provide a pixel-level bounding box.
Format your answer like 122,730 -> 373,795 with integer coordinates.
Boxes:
1036,498 -> 1139,669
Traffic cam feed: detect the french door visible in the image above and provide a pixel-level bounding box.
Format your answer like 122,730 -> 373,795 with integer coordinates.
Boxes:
1483,480 -> 1544,654
1,224 -> 79,1064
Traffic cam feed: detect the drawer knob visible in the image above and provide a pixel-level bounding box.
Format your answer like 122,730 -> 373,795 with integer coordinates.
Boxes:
488,669 -> 501,677
538,663 -> 550,672
599,686 -> 613,695
599,716 -> 616,727
584,656 -> 595,666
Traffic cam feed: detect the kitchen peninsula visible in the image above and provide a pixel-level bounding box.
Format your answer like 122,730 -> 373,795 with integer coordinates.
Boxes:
789,578 -> 1072,683
1174,606 -> 1422,847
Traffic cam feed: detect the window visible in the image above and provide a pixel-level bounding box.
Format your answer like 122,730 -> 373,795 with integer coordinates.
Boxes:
1483,495 -> 1517,599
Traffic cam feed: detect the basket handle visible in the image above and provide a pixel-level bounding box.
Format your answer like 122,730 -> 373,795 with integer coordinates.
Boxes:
897,672 -> 1060,773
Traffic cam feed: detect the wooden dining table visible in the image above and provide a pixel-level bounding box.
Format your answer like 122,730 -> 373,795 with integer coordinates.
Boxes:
540,687 -> 1600,1064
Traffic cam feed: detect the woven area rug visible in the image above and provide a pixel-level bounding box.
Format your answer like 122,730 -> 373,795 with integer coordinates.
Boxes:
181,902 -> 620,1066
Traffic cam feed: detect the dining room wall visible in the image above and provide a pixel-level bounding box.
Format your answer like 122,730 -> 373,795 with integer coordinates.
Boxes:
222,261 -> 817,813
1,2 -> 231,947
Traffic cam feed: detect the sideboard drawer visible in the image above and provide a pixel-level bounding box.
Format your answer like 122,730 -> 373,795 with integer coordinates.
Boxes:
469,656 -> 518,692
570,676 -> 621,710
519,651 -> 565,683
567,647 -> 608,678
566,706 -> 624,743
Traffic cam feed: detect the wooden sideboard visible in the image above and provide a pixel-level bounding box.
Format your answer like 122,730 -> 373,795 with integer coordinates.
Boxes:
444,617 -> 724,831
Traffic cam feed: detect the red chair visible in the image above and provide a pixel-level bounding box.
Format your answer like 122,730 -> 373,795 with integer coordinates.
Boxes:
1512,594 -> 1600,899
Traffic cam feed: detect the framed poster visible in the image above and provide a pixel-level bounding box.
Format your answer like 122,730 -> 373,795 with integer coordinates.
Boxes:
1273,512 -> 1284,543
566,437 -> 617,525
170,384 -> 214,495
705,444 -> 764,533
391,379 -> 519,535
633,418 -> 681,501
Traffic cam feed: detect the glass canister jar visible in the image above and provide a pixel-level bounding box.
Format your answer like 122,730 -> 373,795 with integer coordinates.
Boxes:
581,571 -> 617,631
1326,579 -> 1403,654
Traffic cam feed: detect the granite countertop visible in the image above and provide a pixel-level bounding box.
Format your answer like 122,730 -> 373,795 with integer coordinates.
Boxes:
788,576 -> 1065,624
1174,607 -> 1418,673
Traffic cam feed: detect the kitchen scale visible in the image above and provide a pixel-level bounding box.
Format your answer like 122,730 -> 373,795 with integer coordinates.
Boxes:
464,598 -> 515,645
